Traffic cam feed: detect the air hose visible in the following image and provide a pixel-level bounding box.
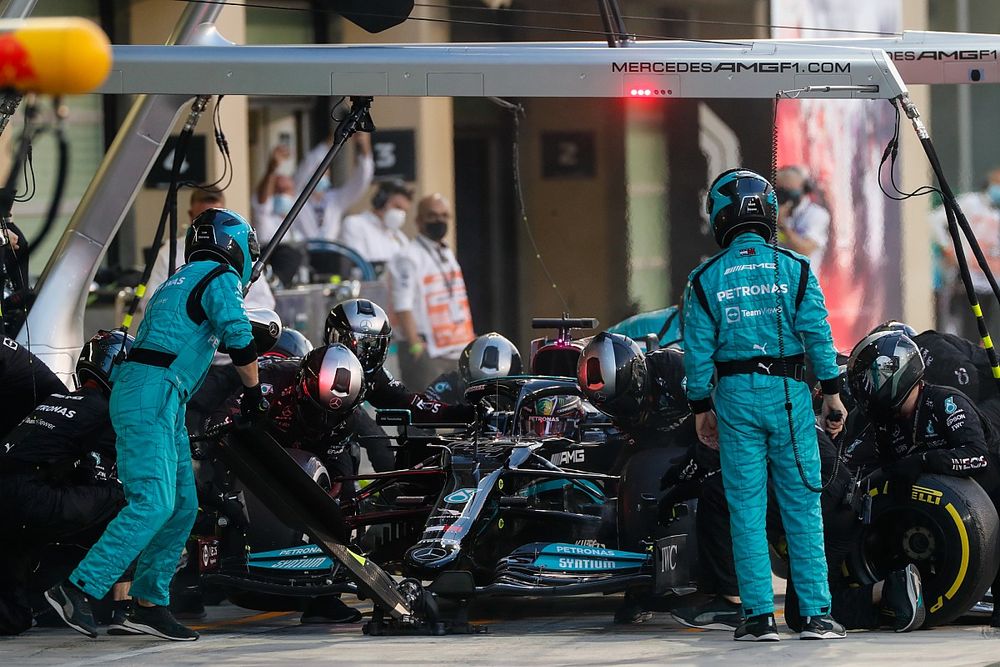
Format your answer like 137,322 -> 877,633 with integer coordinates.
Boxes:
769,96 -> 839,494
27,99 -> 69,255
894,95 -> 1000,393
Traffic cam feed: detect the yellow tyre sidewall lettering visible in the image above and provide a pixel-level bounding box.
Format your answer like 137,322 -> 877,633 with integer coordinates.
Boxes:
942,502 -> 970,604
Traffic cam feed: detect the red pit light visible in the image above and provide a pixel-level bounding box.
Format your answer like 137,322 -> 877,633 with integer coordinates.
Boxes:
629,88 -> 655,97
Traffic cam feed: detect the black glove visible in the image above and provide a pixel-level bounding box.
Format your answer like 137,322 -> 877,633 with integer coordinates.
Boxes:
883,454 -> 924,494
240,383 -> 269,424
658,481 -> 699,525
661,453 -> 698,490
922,449 -> 955,474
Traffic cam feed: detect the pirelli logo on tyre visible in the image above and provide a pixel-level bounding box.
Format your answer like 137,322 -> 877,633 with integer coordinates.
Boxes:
912,485 -> 943,506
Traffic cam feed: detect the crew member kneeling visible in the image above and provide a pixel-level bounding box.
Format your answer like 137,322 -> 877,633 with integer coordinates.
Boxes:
45,209 -> 266,641
0,331 -> 133,635
848,330 -> 1000,629
683,169 -> 847,641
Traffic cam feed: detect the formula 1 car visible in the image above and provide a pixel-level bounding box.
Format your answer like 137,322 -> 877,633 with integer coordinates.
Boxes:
340,375 -> 698,611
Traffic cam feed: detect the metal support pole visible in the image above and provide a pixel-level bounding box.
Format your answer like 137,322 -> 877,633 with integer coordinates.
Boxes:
17,2 -> 224,378
956,0 -> 973,192
0,0 -> 36,18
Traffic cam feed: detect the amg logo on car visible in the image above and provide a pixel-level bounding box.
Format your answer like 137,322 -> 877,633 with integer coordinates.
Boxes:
611,61 -> 850,74
551,449 -> 585,465
911,485 -> 943,506
889,49 -> 997,62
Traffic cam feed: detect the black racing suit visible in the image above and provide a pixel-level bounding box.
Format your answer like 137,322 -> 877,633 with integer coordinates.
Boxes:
192,361 -> 474,473
915,330 -> 1000,429
614,348 -> 695,458
0,386 -> 124,635
204,359 -> 358,495
873,383 -> 1000,592
359,366 -> 476,472
0,336 -> 65,437
424,370 -> 466,406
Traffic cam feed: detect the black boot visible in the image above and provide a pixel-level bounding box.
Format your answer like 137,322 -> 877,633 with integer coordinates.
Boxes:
734,612 -> 780,642
881,564 -> 926,632
43,581 -> 98,638
799,614 -> 846,640
122,604 -> 199,641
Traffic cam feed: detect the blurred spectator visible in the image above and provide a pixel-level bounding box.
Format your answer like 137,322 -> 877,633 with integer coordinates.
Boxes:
389,194 -> 475,390
292,133 -> 374,242
931,167 -> 1000,342
141,187 -> 275,314
338,179 -> 413,274
252,144 -> 304,286
775,165 -> 830,269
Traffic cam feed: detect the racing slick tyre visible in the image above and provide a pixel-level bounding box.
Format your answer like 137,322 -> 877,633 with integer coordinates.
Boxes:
847,473 -> 999,627
617,447 -> 697,553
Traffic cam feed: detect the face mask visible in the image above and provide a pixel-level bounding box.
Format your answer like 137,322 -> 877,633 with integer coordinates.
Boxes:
383,207 -> 407,231
272,194 -> 293,217
423,221 -> 448,242
775,187 -> 802,207
313,176 -> 331,197
988,184 -> 1000,207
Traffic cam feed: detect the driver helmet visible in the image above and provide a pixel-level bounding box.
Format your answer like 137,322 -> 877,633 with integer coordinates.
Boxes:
77,329 -> 134,394
520,394 -> 584,438
459,332 -> 522,383
296,344 -> 366,428
264,328 -> 315,360
577,332 -> 648,420
705,168 -> 777,248
869,320 -> 918,338
323,298 -> 391,376
184,208 -> 260,288
847,330 -> 925,415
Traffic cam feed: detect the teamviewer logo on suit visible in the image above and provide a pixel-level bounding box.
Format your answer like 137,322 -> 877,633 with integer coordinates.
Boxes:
725,307 -> 741,323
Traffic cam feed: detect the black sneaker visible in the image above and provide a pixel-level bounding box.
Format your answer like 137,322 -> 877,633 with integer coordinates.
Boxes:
613,600 -> 654,625
300,596 -> 363,624
799,614 -> 846,640
122,604 -> 199,641
107,601 -> 142,636
734,613 -> 780,641
43,581 -> 98,638
672,596 -> 745,631
882,564 -> 926,632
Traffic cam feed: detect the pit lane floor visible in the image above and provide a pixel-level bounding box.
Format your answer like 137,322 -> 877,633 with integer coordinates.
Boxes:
5,590 -> 1000,667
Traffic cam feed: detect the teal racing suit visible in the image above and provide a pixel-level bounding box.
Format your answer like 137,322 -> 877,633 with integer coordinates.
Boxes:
607,306 -> 682,348
682,232 -> 841,619
71,260 -> 254,606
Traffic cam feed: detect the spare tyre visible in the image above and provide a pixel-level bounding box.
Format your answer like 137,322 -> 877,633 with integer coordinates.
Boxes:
847,473 -> 999,627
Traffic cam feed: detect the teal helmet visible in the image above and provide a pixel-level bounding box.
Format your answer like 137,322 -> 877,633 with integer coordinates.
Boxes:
705,168 -> 777,248
185,207 -> 260,287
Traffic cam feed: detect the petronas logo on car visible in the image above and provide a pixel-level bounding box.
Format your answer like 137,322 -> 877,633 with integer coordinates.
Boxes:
444,488 -> 476,505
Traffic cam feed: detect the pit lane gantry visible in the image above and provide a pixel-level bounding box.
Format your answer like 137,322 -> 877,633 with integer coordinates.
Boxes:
14,1 -> 1000,378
